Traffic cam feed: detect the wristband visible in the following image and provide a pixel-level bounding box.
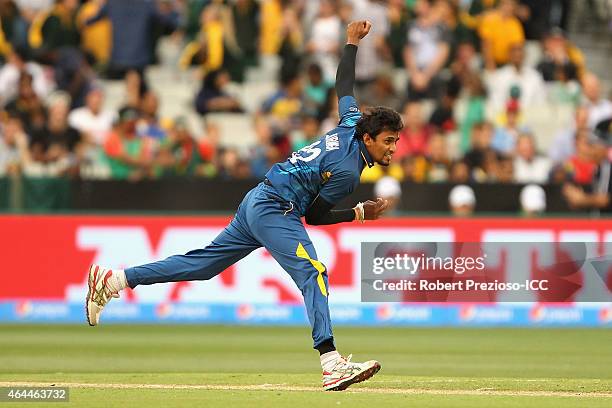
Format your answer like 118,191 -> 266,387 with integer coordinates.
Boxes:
354,202 -> 365,223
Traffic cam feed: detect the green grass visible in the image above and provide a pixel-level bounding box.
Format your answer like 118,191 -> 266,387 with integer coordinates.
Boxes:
0,325 -> 610,407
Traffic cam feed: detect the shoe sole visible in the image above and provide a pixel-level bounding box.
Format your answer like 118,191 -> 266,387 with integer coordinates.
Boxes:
325,362 -> 381,391
85,265 -> 98,327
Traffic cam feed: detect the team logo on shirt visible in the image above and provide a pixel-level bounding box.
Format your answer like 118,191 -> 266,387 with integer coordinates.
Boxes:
321,171 -> 333,184
325,133 -> 340,151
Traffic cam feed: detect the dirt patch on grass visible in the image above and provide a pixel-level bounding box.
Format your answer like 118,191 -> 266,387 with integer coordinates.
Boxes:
1,381 -> 611,398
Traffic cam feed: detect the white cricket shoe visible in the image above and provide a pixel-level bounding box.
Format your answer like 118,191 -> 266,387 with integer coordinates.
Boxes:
322,354 -> 381,391
85,264 -> 118,326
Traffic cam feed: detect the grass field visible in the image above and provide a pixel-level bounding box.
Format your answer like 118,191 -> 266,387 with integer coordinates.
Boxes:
0,325 -> 610,407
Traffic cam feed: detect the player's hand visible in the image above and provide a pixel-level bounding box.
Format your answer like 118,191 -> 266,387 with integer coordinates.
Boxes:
362,198 -> 389,220
346,20 -> 372,45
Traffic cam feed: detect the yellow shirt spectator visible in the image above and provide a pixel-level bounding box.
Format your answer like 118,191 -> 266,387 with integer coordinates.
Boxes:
77,1 -> 112,64
260,0 -> 282,55
0,19 -> 12,57
180,8 -> 224,74
478,11 -> 524,66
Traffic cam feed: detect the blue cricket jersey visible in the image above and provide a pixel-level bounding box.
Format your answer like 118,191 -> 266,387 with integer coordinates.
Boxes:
265,96 -> 375,216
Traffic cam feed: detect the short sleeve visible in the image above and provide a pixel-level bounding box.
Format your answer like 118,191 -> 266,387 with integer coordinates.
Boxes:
104,133 -> 122,158
338,95 -> 361,128
319,169 -> 355,206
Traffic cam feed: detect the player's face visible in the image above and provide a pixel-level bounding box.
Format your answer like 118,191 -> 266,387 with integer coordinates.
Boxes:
364,130 -> 400,166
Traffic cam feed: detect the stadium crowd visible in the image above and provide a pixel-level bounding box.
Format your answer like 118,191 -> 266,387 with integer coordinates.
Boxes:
0,0 -> 611,212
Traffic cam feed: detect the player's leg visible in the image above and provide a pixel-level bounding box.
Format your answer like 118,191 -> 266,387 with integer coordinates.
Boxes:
86,190 -> 261,326
246,206 -> 380,391
124,222 -> 259,286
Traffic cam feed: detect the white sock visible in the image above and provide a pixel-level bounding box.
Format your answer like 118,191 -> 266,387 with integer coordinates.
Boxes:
105,269 -> 128,293
320,350 -> 341,372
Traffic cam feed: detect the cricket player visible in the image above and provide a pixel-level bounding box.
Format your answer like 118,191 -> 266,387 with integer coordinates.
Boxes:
86,20 -> 403,391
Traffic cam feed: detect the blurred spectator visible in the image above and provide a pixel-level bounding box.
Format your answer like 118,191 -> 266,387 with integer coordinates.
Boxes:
277,5 -> 304,75
28,0 -> 80,64
195,68 -> 243,116
537,28 -> 583,83
319,87 -> 339,134
478,0 -> 525,70
464,121 -> 494,181
85,0 -> 179,77
374,175 -> 402,214
218,146 -> 252,180
250,115 -> 275,179
517,0 -> 553,41
435,0 -> 479,60
520,184 -> 546,216
423,133 -> 450,182
293,114 -> 321,151
549,106 -> 589,164
213,1 -> 249,83
103,106 -> 155,180
261,67 -> 303,132
563,130 -> 597,185
513,132 -> 552,183
485,43 -> 546,115
403,0 -> 450,100
121,69 -> 147,110
304,63 -> 333,117
53,47 -> 95,108
358,73 -> 402,112
137,90 -> 166,141
459,72 -> 486,153
449,41 -> 480,86
230,0 -> 260,73
4,72 -> 47,134
68,85 -> 115,146
491,99 -> 526,154
76,0 -> 112,66
0,0 -> 28,53
461,0 -> 497,32
400,155 -> 416,182
449,184 -> 475,216
155,116 -> 210,177
179,4 -> 230,76
494,153 -> 515,183
386,0 -> 410,68
0,113 -> 25,175
183,0 -> 208,42
429,81 -> 460,133
449,159 -> 471,183
30,92 -> 80,155
563,121 -> 611,213
395,101 -> 431,161
260,0 -> 288,56
581,72 -> 612,129
352,0 -> 390,89
21,93 -> 78,177
0,47 -> 54,107
307,0 -> 341,81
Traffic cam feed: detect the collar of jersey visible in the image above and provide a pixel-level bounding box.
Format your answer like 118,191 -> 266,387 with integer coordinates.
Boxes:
358,139 -> 375,168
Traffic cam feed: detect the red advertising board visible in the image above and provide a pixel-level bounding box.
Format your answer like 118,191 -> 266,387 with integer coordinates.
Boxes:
1,215 -> 611,303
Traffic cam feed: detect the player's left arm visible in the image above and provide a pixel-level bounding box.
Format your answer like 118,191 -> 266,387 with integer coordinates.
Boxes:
305,195 -> 389,225
304,195 -> 356,225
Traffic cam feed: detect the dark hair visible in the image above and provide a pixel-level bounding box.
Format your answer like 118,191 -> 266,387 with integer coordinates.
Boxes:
279,69 -> 299,88
354,107 -> 403,140
203,69 -> 226,91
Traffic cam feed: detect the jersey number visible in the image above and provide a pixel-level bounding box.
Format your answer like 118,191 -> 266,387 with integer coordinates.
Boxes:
289,141 -> 322,164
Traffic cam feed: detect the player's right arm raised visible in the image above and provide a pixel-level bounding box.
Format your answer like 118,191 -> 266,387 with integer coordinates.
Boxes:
335,20 -> 371,99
